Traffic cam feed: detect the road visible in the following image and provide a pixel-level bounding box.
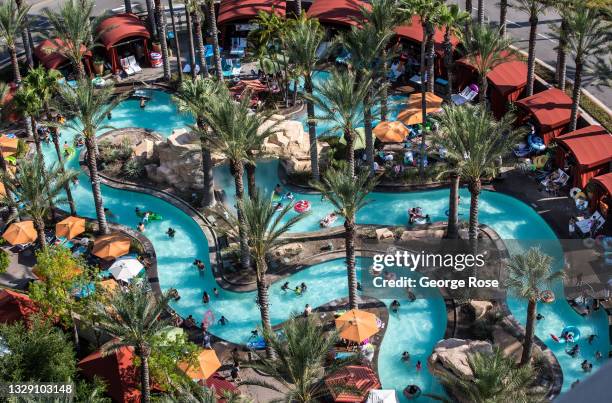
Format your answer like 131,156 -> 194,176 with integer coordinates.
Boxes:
4,0 -> 611,108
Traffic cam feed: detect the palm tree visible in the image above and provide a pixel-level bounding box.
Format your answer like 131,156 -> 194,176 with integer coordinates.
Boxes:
184,1 -> 197,80
565,3 -> 610,131
285,14 -> 324,181
499,0 -> 508,36
12,85 -> 44,162
0,0 -> 30,83
432,347 -> 546,402
186,0 -> 209,77
432,105 -> 523,241
477,0 -> 484,25
513,0 -> 549,96
438,4 -> 469,100
339,23 -> 391,176
14,0 -> 33,69
242,315 -> 357,401
168,0 -> 183,81
173,78 -> 225,208
154,0 -> 171,81
145,0 -> 157,38
95,282 -> 172,403
506,248 -> 563,366
22,67 -> 77,215
360,0 -> 401,122
308,69 -> 372,176
44,0 -> 99,79
54,80 -> 122,235
0,156 -> 76,249
124,0 -> 132,13
311,168 -> 377,309
463,24 -> 514,104
203,96 -> 280,271
205,0 -> 223,81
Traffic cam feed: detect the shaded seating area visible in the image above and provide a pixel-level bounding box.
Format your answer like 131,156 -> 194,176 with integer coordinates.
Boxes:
515,88 -> 574,145
96,13 -> 151,75
34,39 -> 92,77
554,125 -> 612,188
589,173 -> 612,220
307,0 -> 368,28
0,289 -> 37,325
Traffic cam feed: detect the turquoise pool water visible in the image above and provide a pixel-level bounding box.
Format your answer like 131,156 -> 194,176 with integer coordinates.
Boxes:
41,89 -> 608,400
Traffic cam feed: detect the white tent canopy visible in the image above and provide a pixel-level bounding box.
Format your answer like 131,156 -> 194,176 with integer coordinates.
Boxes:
109,257 -> 144,282
366,389 -> 398,403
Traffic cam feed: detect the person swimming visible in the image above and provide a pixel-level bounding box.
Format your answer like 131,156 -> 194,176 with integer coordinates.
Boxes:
294,286 -> 302,296
401,351 -> 410,361
390,300 -> 400,313
274,183 -> 282,196
213,287 -> 219,297
274,203 -> 283,212
218,316 -> 229,326
143,211 -> 150,223
567,344 -> 580,357
137,222 -> 145,232
300,282 -> 307,293
281,282 -> 290,292
285,192 -> 294,200
140,98 -> 146,109
166,227 -> 176,238
202,291 -> 210,304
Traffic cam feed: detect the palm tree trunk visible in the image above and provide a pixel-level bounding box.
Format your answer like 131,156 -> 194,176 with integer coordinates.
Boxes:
51,127 -> 76,216
525,14 -> 538,97
154,0 -> 171,81
345,219 -> 358,310
145,0 -> 157,38
443,31 -> 453,100
245,161 -> 257,200
199,135 -> 215,208
465,0 -> 473,16
232,160 -> 251,270
75,59 -> 86,81
425,33 -> 435,93
193,11 -> 210,77
207,0 -> 224,82
34,217 -> 47,250
468,179 -> 481,241
447,173 -> 460,239
569,56 -> 582,132
15,0 -> 33,69
85,135 -> 109,234
477,0 -> 484,25
479,72 -> 488,105
295,0 -> 302,16
185,9 -> 197,80
29,116 -> 43,161
9,45 -> 21,84
380,48 -> 389,121
520,298 -> 537,366
499,0 -> 508,37
256,258 -> 273,358
124,0 -> 132,13
344,128 -> 355,177
139,348 -> 152,403
556,18 -> 568,91
364,98 -> 374,176
168,0 -> 183,82
305,76 -> 319,181
418,25 -> 427,177
0,155 -> 18,221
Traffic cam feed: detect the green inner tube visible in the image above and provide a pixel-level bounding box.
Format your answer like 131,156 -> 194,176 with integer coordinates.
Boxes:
136,211 -> 163,221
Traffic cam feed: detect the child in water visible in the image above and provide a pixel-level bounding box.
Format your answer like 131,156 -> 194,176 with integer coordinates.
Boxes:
166,227 -> 176,238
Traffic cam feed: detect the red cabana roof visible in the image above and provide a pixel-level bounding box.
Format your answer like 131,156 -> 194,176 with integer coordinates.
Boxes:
0,289 -> 37,325
516,88 -> 574,131
556,125 -> 612,169
325,365 -> 381,402
203,374 -> 238,401
218,0 -> 286,25
456,52 -> 527,96
34,39 -> 91,70
395,16 -> 459,48
97,13 -> 150,50
591,173 -> 612,196
307,0 -> 369,27
78,345 -> 141,403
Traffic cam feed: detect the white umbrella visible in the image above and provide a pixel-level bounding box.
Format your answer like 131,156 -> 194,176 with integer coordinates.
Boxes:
366,390 -> 398,403
109,257 -> 144,282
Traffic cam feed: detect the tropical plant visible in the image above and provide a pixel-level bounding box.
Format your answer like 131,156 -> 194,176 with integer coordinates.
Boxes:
54,79 -> 122,235
185,0 -> 209,78
0,156 -> 76,249
438,4 -> 470,100
513,0 -> 550,96
184,0 -> 197,80
549,0 -> 577,91
431,347 -> 546,402
154,0 -> 171,80
203,95 -> 280,271
285,14 -> 325,180
14,0 -> 33,69
506,248 -> 564,366
311,167 -> 377,309
206,0 -> 223,81
44,0 -> 100,79
0,248 -> 8,273
241,315 -> 358,401
463,24 -> 514,104
22,67 -> 76,215
94,282 -> 173,403
431,105 -> 523,241
307,69 -> 372,176
0,0 -> 30,83
173,77 -> 226,207
564,3 -> 611,131
11,85 -> 44,161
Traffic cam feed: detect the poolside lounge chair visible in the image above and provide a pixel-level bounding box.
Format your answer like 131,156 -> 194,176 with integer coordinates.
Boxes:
540,168 -> 569,194
316,41 -> 331,58
127,56 -> 142,73
576,211 -> 606,236
182,64 -> 200,75
120,58 -> 135,76
451,86 -> 478,105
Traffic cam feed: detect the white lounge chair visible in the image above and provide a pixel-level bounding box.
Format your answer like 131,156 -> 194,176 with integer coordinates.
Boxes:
182,64 -> 200,75
451,87 -> 477,105
120,58 -> 135,76
540,168 -> 570,193
576,211 -> 606,235
127,56 -> 142,73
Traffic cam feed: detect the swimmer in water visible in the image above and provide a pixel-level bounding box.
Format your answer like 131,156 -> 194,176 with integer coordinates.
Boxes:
137,222 -> 145,232
218,316 -> 229,326
166,227 -> 176,238
140,98 -> 146,109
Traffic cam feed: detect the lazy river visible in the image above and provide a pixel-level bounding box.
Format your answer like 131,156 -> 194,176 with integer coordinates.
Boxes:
41,89 -> 608,400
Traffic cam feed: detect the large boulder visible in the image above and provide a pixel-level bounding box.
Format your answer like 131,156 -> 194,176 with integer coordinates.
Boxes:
428,338 -> 493,381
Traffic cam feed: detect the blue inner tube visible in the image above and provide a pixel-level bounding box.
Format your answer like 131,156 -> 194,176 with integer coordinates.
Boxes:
528,134 -> 545,151
561,325 -> 581,342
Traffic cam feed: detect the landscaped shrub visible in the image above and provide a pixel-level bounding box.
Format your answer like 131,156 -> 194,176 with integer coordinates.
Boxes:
0,249 -> 9,273
122,158 -> 144,179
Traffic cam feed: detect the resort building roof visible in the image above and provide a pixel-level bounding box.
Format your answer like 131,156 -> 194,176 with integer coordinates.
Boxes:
307,0 -> 368,27
218,0 -> 286,25
394,16 -> 460,48
0,289 -> 37,325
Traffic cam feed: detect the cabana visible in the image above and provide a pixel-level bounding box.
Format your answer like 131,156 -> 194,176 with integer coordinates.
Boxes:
555,125 -> 612,188
307,0 -> 368,28
0,289 -> 37,325
34,39 -> 92,76
515,88 -> 574,145
589,173 -> 612,218
96,13 -> 151,74
325,365 -> 381,402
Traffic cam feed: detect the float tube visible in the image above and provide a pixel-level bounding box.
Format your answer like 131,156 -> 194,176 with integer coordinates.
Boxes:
136,210 -> 164,221
540,290 -> 555,303
271,192 -> 282,203
294,200 -> 311,213
552,326 -> 581,344
528,134 -> 545,152
403,385 -> 422,400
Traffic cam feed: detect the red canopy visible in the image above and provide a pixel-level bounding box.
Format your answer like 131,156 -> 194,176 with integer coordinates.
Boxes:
488,61 -> 528,96
0,289 -> 37,325
556,126 -> 612,169
395,16 -> 459,48
516,88 -> 575,144
325,365 -> 381,402
78,346 -> 141,403
592,173 -> 612,196
203,374 -> 238,401
34,39 -> 91,70
307,0 -> 369,27
97,13 -> 150,49
218,0 -> 286,25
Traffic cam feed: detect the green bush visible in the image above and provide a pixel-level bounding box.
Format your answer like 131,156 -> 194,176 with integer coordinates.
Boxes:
122,158 -> 144,179
16,139 -> 27,158
0,249 -> 9,273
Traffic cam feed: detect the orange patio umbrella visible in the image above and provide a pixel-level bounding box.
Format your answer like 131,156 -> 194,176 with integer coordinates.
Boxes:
92,233 -> 131,260
55,216 -> 86,240
2,220 -> 37,245
99,279 -> 119,294
397,92 -> 444,126
0,181 -> 5,197
335,309 -> 379,343
0,135 -> 18,157
179,349 -> 222,380
373,121 -> 410,143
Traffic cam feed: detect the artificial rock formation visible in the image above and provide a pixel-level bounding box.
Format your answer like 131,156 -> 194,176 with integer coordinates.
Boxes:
428,338 -> 493,380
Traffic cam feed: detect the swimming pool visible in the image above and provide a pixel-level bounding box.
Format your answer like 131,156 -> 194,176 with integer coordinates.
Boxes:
42,88 -> 608,400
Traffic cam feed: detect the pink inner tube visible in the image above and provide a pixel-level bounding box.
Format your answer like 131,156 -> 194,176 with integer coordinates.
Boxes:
294,200 -> 311,213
